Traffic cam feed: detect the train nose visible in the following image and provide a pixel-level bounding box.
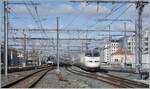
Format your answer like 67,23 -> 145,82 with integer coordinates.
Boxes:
85,62 -> 100,68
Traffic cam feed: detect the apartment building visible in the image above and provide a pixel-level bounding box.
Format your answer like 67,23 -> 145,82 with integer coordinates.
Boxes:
103,40 -> 120,63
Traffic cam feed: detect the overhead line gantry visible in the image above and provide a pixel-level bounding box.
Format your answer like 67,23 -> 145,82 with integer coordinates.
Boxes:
9,28 -> 135,32
70,0 -> 149,4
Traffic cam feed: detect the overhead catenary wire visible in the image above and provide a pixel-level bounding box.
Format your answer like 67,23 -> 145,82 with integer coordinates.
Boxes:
81,3 -> 126,48
63,2 -> 90,30
28,0 -> 51,54
82,3 -> 120,27
5,1 -> 149,59
88,3 -> 125,29
98,4 -> 133,31
82,3 -> 125,42
61,2 -> 91,52
30,0 -> 56,54
23,1 -> 40,28
63,3 -> 125,50
22,1 -> 48,57
98,4 -> 134,53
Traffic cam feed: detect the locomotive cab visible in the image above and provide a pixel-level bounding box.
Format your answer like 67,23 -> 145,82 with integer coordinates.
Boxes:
84,50 -> 100,68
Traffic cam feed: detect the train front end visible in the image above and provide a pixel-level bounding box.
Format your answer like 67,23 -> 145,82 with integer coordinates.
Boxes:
84,56 -> 100,68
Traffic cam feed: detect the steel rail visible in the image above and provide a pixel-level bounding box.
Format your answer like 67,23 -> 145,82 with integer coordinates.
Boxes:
101,73 -> 149,88
66,67 -> 149,88
2,67 -> 54,88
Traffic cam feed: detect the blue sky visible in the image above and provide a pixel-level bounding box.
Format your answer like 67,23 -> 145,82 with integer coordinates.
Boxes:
1,0 -> 148,29
0,0 -> 150,51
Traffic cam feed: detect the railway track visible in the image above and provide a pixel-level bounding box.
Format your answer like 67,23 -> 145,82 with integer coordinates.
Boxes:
66,67 -> 149,88
2,67 -> 54,88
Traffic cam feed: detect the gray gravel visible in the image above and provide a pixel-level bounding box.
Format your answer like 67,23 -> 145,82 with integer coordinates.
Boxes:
35,67 -> 115,88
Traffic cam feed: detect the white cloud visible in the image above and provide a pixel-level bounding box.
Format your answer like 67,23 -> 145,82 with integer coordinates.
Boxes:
113,23 -> 135,31
114,21 -> 149,32
11,5 -> 29,14
143,4 -> 150,17
11,3 -> 110,16
125,4 -> 150,17
12,24 -> 38,29
38,4 -> 75,15
11,4 -> 75,16
78,4 -> 111,15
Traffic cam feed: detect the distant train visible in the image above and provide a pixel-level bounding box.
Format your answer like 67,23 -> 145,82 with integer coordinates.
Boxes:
46,55 -> 72,67
47,56 -> 55,66
75,49 -> 101,71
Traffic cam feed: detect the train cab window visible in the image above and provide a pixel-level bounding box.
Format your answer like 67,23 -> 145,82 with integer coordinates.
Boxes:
93,52 -> 100,57
85,53 -> 92,57
95,61 -> 99,62
85,51 -> 92,57
93,49 -> 100,57
85,50 -> 100,57
115,59 -> 118,62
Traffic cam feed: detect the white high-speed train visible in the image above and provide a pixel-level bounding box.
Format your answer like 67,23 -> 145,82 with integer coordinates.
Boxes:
75,49 -> 101,71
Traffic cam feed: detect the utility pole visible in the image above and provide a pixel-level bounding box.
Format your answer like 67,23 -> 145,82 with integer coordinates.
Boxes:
56,16 -> 60,73
67,42 -> 70,55
4,0 -> 8,76
108,25 -> 111,65
23,33 -> 26,67
39,51 -> 42,66
81,41 -> 83,52
85,29 -> 88,50
135,20 -> 138,71
136,2 -> 146,80
124,23 -> 127,67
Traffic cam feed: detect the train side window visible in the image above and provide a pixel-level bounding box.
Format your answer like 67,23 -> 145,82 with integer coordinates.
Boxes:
89,61 -> 92,62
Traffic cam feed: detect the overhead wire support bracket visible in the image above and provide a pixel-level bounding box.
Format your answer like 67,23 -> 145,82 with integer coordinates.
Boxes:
8,2 -> 40,5
70,0 -> 149,4
96,19 -> 133,22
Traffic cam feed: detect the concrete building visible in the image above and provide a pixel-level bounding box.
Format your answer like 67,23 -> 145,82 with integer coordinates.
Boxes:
1,45 -> 19,66
119,29 -> 149,55
101,28 -> 149,68
103,40 -> 120,63
143,29 -> 149,54
118,29 -> 149,68
119,35 -> 135,54
127,36 -> 136,54
111,49 -> 134,67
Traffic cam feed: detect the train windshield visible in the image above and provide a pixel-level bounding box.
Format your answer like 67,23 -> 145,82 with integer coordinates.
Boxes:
85,50 -> 100,57
85,51 -> 92,57
93,51 -> 100,57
